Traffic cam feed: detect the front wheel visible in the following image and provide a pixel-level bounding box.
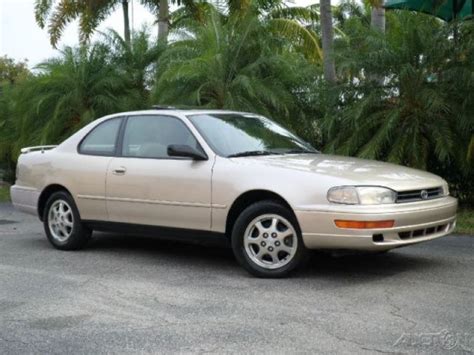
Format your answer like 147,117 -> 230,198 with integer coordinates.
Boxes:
231,201 -> 309,278
43,191 -> 91,250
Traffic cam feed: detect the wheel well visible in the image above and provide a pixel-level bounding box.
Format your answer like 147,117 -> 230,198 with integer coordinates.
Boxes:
37,184 -> 71,221
225,190 -> 294,236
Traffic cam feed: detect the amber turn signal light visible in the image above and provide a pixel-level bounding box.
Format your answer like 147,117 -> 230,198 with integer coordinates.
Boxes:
334,220 -> 394,229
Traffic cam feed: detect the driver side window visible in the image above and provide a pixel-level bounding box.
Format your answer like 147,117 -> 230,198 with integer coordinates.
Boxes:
122,115 -> 201,159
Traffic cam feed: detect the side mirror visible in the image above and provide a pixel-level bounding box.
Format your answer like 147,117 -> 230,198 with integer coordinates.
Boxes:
167,144 -> 208,161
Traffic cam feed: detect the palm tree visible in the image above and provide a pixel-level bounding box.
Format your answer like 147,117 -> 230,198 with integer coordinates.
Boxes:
332,0 -> 367,27
34,0 -> 132,46
136,0 -> 169,40
322,12 -> 465,171
320,0 -> 337,83
171,0 -> 323,61
122,0 -> 132,43
370,0 -> 385,32
143,0 -> 206,42
153,12 -> 319,124
158,0 -> 170,41
266,3 -> 323,61
34,0 -> 166,46
101,28 -> 165,96
9,43 -> 139,152
0,30 -> 162,182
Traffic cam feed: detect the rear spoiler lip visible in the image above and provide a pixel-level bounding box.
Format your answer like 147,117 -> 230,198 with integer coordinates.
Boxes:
20,145 -> 58,154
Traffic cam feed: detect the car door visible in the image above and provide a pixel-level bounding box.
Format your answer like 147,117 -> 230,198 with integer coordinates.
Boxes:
73,116 -> 123,221
105,114 -> 213,230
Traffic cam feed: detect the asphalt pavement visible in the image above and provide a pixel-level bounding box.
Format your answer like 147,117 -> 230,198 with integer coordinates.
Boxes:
0,202 -> 472,354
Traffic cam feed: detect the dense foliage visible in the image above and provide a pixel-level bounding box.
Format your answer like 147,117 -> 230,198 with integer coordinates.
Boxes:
0,1 -> 473,205
324,9 -> 474,204
0,56 -> 30,85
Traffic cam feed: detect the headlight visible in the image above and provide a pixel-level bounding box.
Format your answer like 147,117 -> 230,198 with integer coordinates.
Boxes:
327,186 -> 397,205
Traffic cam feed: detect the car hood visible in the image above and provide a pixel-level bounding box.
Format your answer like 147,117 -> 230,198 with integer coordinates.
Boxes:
235,154 -> 445,191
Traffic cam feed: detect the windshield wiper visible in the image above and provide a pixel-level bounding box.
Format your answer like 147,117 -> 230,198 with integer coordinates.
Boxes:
284,149 -> 319,154
227,150 -> 280,158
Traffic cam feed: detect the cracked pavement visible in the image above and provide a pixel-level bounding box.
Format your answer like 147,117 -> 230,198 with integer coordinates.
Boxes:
0,202 -> 473,354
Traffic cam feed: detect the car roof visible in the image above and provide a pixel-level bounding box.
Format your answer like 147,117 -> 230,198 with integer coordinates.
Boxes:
114,109 -> 257,117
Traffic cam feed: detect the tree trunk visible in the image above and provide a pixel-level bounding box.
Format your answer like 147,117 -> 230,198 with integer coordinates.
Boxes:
122,0 -> 131,45
320,0 -> 336,84
370,5 -> 385,32
158,0 -> 169,42
370,2 -> 385,84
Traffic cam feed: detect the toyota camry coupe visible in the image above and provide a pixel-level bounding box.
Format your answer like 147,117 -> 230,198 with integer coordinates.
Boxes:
11,109 -> 457,277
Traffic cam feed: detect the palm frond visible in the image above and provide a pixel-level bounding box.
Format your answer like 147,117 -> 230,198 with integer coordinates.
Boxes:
268,18 -> 322,61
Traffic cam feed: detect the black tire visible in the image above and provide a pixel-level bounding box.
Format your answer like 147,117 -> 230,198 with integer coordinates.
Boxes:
231,200 -> 309,278
43,191 -> 91,250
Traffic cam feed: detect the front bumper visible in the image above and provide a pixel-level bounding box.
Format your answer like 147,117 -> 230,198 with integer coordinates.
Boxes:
295,196 -> 457,251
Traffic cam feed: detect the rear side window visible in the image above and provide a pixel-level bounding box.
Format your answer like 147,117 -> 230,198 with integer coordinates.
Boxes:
79,118 -> 122,156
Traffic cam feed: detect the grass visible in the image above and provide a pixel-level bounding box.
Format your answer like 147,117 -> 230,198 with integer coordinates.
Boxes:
457,208 -> 474,235
0,184 -> 10,202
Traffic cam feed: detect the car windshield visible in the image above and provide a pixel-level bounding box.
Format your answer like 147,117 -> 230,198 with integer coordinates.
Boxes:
187,113 -> 318,157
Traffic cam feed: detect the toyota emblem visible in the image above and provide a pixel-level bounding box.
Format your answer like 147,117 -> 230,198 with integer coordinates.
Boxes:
420,190 -> 428,199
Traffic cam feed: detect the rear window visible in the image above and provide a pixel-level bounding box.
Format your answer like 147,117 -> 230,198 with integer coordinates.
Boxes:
79,118 -> 122,156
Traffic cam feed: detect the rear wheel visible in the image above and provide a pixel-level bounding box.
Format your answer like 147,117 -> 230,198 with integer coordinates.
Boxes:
231,201 -> 309,278
43,191 -> 91,250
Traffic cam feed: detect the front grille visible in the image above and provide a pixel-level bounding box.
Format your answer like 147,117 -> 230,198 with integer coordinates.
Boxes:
398,224 -> 448,240
396,187 -> 443,203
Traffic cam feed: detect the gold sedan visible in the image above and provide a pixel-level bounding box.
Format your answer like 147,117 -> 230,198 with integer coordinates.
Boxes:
11,109 -> 457,277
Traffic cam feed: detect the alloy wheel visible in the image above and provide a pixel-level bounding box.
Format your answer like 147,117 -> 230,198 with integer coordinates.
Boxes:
243,214 -> 298,269
48,199 -> 74,242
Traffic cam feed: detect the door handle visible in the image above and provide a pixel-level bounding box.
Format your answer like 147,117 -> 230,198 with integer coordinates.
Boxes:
112,167 -> 127,175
